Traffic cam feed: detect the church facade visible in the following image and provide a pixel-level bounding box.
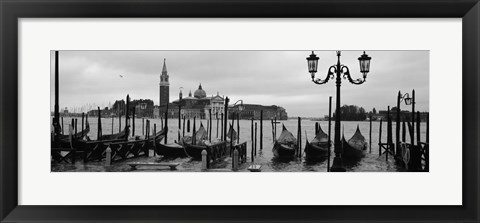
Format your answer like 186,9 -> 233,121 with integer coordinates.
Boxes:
168,84 -> 226,119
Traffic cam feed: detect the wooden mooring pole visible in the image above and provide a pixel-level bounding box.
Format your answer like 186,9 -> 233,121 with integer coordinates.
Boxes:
327,96 -> 332,172
183,115 -> 186,138
410,89 -> 415,149
151,123 -> 156,157
274,116 -> 277,140
75,118 -> 78,138
132,109 -> 135,136
61,117 -> 64,135
142,118 -> 145,136
271,119 -> 274,143
378,118 -> 382,156
97,107 -> 102,140
216,112 -> 219,139
254,122 -> 257,156
118,110 -> 121,133
81,112 -> 85,134
209,109 -> 212,142
164,102 -> 168,144
223,97 -> 229,142
126,95 -> 130,139
297,117 -> 302,158
220,114 -> 223,140
231,112 -> 235,143
396,91 -> 401,157
237,113 -> 240,144
193,116 -> 196,145
111,116 -> 114,134
260,110 -> 263,150
230,124 -> 234,156
251,118 -> 254,158
387,106 -> 393,162
53,51 -> 60,147
70,119 -> 74,139
416,111 -> 421,144
369,115 -> 372,153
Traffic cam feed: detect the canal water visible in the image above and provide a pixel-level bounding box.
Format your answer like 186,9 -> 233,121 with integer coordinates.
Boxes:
52,117 -> 427,172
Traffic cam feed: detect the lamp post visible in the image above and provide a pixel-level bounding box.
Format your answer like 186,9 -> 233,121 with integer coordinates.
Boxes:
232,100 -> 245,114
396,92 -> 412,155
398,91 -> 414,144
306,51 -> 372,172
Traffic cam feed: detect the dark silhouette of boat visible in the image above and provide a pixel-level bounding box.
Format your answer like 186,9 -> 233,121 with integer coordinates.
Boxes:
305,125 -> 329,160
342,125 -> 367,161
59,121 -> 90,142
99,127 -> 129,141
272,125 -> 297,160
227,124 -> 237,142
183,123 -> 213,159
155,142 -> 188,158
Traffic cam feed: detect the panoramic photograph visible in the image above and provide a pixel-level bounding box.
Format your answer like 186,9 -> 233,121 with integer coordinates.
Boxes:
51,50 -> 429,172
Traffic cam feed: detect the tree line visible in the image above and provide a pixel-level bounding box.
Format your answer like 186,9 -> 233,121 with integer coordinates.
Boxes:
332,105 -> 367,121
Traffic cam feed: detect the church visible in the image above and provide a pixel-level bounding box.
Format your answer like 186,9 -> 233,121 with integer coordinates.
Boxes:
153,59 -> 226,119
153,58 -> 288,120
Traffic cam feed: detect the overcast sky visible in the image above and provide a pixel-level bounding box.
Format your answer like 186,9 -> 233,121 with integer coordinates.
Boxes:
50,50 -> 429,117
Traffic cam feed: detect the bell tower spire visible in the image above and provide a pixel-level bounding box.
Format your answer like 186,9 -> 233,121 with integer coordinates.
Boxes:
159,58 -> 170,107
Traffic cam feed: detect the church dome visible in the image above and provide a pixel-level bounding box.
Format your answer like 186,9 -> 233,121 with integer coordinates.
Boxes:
194,84 -> 207,98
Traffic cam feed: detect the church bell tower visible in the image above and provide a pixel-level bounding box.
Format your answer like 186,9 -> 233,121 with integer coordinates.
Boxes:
159,58 -> 170,107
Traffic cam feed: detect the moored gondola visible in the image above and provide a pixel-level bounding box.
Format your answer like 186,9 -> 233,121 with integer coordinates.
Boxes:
99,127 -> 129,141
155,142 -> 188,158
183,123 -> 211,159
342,125 -> 367,161
304,125 -> 329,160
227,124 -> 237,142
272,125 -> 297,160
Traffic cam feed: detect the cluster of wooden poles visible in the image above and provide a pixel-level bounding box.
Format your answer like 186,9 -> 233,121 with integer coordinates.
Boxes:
370,90 -> 429,171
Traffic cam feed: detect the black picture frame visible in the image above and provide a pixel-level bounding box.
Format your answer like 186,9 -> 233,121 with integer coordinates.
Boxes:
1,0 -> 478,222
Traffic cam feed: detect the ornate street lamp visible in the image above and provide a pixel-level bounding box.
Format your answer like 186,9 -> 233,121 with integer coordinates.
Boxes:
231,100 -> 244,144
399,93 -> 412,105
307,51 -> 372,172
232,100 -> 244,112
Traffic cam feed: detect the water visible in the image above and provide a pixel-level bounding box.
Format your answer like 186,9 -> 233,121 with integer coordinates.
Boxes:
52,117 -> 427,172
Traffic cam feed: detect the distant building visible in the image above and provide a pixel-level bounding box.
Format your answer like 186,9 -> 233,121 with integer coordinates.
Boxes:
375,110 -> 429,122
166,84 -> 225,119
230,104 -> 288,120
132,99 -> 154,118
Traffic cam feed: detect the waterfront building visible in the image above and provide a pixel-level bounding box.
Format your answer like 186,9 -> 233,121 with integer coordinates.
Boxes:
167,84 -> 225,119
230,104 -> 288,120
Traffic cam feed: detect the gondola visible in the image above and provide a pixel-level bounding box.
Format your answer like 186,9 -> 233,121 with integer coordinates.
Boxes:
155,142 -> 188,158
183,123 -> 212,159
342,125 -> 367,161
304,125 -> 329,160
153,128 -> 186,157
57,121 -> 90,149
227,124 -> 237,142
99,127 -> 129,141
272,125 -> 297,160
59,122 -> 90,141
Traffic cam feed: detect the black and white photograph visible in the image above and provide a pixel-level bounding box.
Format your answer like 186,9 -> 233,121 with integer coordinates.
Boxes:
51,50 -> 429,172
